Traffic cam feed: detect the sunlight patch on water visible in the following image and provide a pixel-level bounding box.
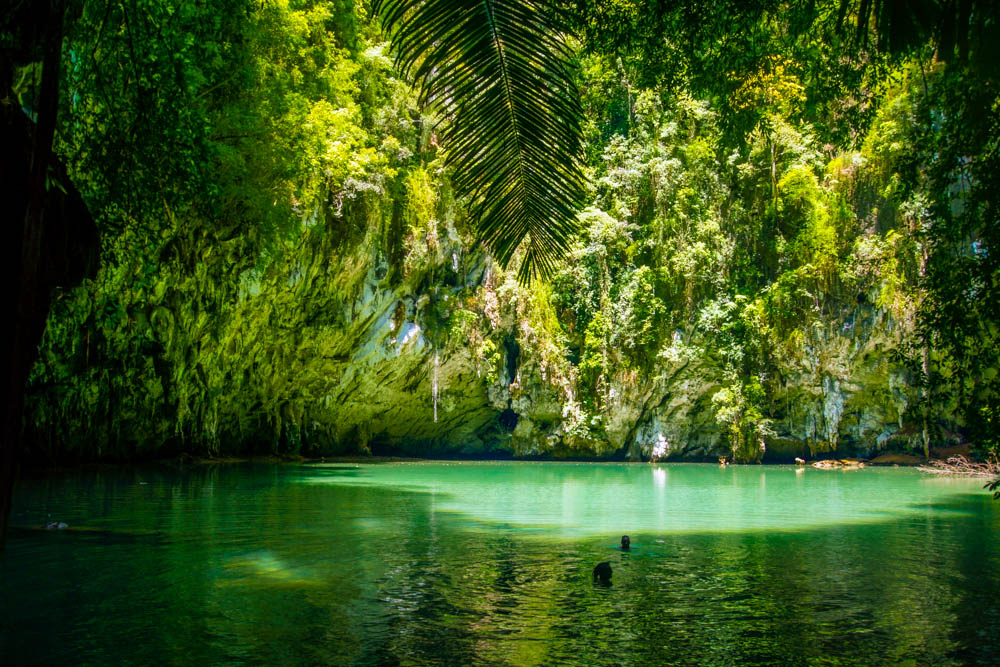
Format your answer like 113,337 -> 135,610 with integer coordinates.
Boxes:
221,550 -> 322,587
298,462 -> 984,537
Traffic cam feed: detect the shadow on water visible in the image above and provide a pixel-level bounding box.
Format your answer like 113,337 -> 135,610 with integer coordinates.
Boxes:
2,464 -> 999,665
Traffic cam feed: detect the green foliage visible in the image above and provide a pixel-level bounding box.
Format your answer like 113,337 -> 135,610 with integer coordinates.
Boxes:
20,0 -> 998,462
579,311 -> 609,393
712,379 -> 772,463
374,0 -> 588,280
25,0 -> 459,458
545,42 -> 953,458
477,339 -> 501,386
617,266 -> 665,353
910,64 -> 1000,456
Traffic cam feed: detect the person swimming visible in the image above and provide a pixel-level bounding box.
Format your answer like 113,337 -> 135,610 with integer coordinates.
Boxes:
620,535 -> 631,550
593,561 -> 612,585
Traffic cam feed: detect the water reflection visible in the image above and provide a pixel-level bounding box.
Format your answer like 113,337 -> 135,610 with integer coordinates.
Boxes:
1,464 -> 998,665
301,462 -> 988,536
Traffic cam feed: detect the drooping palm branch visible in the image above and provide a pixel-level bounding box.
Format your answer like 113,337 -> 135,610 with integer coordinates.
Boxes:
374,0 -> 587,281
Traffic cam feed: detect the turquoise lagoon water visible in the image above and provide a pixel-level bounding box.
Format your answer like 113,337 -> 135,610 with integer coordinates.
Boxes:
2,462 -> 999,664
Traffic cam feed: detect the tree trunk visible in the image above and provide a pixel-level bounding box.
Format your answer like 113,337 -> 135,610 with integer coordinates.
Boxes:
922,343 -> 931,459
1,0 -> 65,550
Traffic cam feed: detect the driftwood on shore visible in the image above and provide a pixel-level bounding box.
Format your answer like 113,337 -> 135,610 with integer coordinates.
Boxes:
917,455 -> 1000,499
918,455 -> 1000,477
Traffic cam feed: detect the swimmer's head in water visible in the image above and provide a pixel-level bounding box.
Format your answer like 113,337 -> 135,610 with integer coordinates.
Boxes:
593,561 -> 612,584
621,535 -> 630,550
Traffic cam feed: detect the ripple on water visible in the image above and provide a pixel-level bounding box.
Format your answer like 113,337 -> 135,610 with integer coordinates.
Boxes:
1,462 -> 998,665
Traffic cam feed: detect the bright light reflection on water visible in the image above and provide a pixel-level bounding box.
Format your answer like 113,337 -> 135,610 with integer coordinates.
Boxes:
301,461 -> 983,536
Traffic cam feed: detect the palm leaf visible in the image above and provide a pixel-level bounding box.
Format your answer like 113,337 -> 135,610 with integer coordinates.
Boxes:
374,0 -> 587,281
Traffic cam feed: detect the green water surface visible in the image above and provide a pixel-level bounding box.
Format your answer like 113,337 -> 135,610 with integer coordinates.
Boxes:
2,462 -> 999,665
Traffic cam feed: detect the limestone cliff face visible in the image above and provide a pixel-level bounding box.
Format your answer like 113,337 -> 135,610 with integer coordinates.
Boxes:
339,243 -> 935,460
25,195 -> 945,461
758,312 -> 920,460
269,222 -> 504,456
496,307 -> 941,461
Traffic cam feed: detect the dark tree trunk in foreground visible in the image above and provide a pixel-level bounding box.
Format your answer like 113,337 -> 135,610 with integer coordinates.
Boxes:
1,0 -> 98,549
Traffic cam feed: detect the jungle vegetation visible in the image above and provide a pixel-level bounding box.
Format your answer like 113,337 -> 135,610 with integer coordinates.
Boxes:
2,1 -> 998,485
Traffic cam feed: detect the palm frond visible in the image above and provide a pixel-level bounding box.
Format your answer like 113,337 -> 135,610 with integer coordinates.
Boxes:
374,0 -> 587,281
